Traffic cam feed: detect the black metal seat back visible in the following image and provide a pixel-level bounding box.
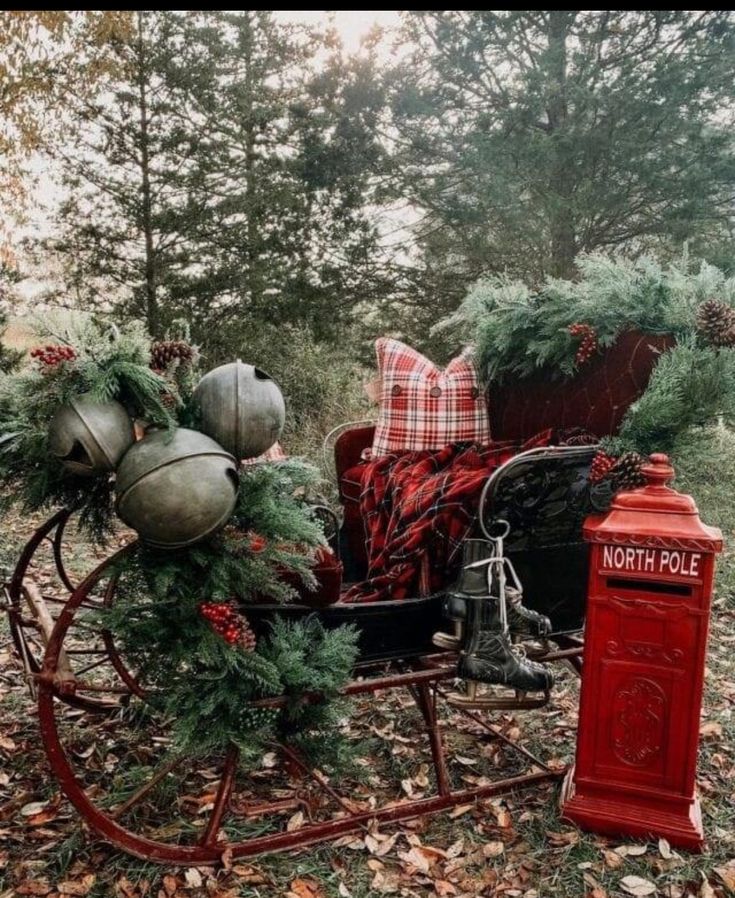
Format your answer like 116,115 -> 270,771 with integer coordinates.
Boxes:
479,445 -> 614,631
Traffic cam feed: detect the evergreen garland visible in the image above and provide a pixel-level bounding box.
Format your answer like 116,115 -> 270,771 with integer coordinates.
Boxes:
99,461 -> 359,766
2,312 -> 359,768
0,313 -> 179,539
436,253 -> 735,455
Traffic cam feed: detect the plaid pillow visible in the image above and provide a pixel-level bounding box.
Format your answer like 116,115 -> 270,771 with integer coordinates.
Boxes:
371,338 -> 490,457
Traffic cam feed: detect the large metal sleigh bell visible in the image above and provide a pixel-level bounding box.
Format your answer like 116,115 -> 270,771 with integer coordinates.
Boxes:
48,395 -> 135,477
192,360 -> 285,460
114,428 -> 238,548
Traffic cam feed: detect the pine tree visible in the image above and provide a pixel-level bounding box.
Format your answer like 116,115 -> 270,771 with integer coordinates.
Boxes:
45,11 -> 384,352
386,11 -> 735,322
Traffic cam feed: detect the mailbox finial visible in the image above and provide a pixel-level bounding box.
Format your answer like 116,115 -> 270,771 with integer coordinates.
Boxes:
641,452 -> 674,490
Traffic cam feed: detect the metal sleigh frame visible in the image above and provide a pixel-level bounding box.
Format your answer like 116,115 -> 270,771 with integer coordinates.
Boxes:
4,442 -> 599,863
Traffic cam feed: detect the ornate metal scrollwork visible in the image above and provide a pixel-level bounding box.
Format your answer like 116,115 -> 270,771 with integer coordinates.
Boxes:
481,447 -> 611,552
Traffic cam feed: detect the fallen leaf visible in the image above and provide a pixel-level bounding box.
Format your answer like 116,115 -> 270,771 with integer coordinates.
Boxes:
231,864 -> 265,884
373,834 -> 398,857
714,861 -> 735,891
27,807 -> 59,826
620,875 -> 657,896
398,847 -> 431,874
162,875 -> 178,896
287,878 -> 326,898
699,721 -> 722,739
184,869 -> 202,889
547,830 -> 579,847
286,811 -> 304,832
495,807 -> 512,828
603,850 -> 624,870
448,803 -> 474,819
15,882 -> 51,896
20,802 -> 48,817
658,838 -> 672,860
56,875 -> 96,897
617,844 -> 647,857
483,841 -> 505,858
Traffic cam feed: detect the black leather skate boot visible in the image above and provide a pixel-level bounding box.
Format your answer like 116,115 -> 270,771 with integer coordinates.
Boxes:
433,539 -> 494,651
493,586 -> 552,639
433,543 -> 552,650
448,594 -> 553,710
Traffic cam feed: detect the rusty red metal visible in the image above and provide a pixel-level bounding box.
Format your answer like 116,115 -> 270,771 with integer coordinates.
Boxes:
561,453 -> 723,851
35,544 -> 566,864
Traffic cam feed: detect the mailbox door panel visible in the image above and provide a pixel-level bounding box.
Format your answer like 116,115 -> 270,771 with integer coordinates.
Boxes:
591,660 -> 688,791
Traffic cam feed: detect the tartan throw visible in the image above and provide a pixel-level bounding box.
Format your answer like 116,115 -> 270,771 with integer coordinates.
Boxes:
371,338 -> 491,457
342,429 -> 594,603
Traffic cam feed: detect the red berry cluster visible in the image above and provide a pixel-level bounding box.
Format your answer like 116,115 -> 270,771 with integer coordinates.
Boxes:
30,344 -> 77,368
568,323 -> 599,365
199,601 -> 257,650
589,450 -> 615,484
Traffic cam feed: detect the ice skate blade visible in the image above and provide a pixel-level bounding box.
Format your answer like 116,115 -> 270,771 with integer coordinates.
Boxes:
524,640 -> 552,660
446,685 -> 550,711
432,631 -> 461,651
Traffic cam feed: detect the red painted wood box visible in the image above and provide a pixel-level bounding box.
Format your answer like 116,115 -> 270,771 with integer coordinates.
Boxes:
561,453 -> 723,850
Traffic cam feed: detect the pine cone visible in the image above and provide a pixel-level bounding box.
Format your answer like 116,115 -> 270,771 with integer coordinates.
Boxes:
239,616 -> 257,652
696,299 -> 735,348
610,451 -> 646,490
568,323 -> 599,365
150,339 -> 195,370
160,389 -> 178,410
589,450 -> 615,484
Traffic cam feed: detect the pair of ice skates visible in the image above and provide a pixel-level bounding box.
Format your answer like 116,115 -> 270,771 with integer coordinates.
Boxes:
433,531 -> 554,711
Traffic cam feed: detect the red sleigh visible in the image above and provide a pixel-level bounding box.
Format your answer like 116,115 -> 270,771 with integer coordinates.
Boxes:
4,331 -> 670,862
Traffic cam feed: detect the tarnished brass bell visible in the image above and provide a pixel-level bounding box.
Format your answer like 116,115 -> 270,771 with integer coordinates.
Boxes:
192,360 -> 285,460
115,427 -> 238,549
48,396 -> 134,477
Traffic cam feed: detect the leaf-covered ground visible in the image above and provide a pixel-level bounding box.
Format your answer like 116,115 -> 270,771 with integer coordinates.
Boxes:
1,427 -> 734,898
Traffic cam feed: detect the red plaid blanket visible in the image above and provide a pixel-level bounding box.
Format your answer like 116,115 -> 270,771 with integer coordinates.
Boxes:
342,429 -> 591,603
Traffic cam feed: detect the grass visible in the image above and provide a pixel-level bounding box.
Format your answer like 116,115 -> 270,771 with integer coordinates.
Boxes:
1,426 -> 734,898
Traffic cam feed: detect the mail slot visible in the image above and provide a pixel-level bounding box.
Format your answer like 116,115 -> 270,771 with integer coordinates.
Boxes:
561,453 -> 723,850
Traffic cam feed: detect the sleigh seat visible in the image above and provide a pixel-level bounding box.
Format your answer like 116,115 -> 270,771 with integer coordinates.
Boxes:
248,331 -> 671,662
333,332 -> 671,621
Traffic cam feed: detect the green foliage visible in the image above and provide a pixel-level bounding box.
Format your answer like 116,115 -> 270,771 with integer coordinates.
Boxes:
260,616 -> 360,769
388,10 -> 735,302
615,340 -> 735,456
438,253 -> 735,383
101,465 -> 357,763
439,253 -> 735,455
0,283 -> 23,374
47,11 -> 386,350
0,313 -> 173,539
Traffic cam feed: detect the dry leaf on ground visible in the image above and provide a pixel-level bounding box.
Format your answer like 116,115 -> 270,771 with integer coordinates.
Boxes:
620,875 -> 657,896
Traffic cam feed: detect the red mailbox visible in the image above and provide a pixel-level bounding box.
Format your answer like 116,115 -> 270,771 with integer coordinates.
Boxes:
562,453 -> 723,850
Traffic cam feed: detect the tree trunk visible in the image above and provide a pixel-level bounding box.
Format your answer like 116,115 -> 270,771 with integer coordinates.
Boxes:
242,13 -> 262,318
136,11 -> 160,336
546,10 -> 576,279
